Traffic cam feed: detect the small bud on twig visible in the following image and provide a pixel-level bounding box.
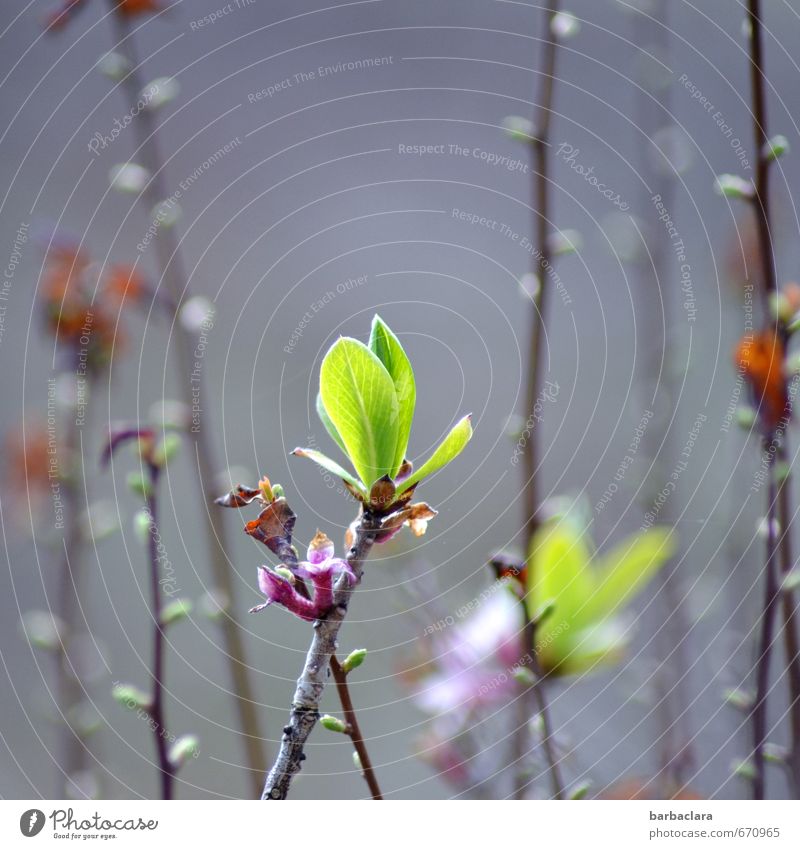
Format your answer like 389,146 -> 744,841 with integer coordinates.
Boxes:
714,174 -> 755,200
126,472 -> 154,500
763,134 -> 789,162
168,734 -> 199,770
112,684 -> 152,713
159,598 -> 193,627
320,714 -> 349,734
341,648 -> 368,673
723,687 -> 755,712
569,781 -> 592,799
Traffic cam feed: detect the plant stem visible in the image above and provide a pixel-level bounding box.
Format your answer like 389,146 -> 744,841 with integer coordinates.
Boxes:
145,482 -> 174,800
747,0 -> 777,314
514,606 -> 563,799
752,456 -> 780,799
261,511 -> 381,799
632,0 -> 694,796
329,654 -> 383,800
746,0 -> 800,797
513,0 -> 564,801
107,7 -> 265,795
522,0 -> 559,542
56,459 -> 89,795
776,454 -> 800,796
53,375 -> 97,797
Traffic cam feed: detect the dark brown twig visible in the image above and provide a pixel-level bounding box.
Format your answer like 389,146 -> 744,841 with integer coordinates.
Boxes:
776,478 -> 800,795
513,0 -> 564,801
522,0 -> 560,543
145,482 -> 174,800
55,456 -> 90,795
746,0 -> 800,797
747,0 -> 777,313
752,455 -> 780,799
107,5 -> 265,794
330,654 -> 384,800
632,0 -> 694,796
515,605 -> 564,799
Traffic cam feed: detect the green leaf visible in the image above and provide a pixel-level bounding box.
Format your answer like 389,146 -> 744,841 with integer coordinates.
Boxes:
368,315 -> 416,476
319,337 -> 399,486
526,520 -> 675,675
395,415 -> 473,495
553,617 -> 629,675
316,392 -> 347,455
526,518 -> 594,628
527,518 -> 594,669
582,527 -> 675,626
291,447 -> 368,499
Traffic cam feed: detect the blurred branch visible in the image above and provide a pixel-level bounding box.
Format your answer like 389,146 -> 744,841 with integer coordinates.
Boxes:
55,426 -> 91,795
776,478 -> 800,795
107,5 -> 265,795
632,0 -> 694,795
330,654 -> 384,800
144,476 -> 175,800
752,461 -> 780,799
513,0 -> 565,801
521,0 -> 559,543
746,0 -> 800,797
747,0 -> 777,312
515,603 -> 563,799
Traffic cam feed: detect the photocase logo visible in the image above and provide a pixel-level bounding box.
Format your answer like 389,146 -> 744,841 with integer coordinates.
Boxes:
19,809 -> 45,837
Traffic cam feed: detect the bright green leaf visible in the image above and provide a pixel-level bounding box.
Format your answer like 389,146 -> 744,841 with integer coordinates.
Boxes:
316,392 -> 347,455
526,518 -> 594,630
319,337 -> 400,487
292,447 -> 368,499
552,617 -> 629,675
526,519 -> 675,675
396,415 -> 473,495
368,315 -> 416,476
582,527 -> 675,627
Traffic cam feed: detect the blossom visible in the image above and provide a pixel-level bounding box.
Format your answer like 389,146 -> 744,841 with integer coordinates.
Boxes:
412,588 -> 524,715
735,329 -> 788,434
46,0 -> 161,30
39,238 -> 149,371
251,531 -> 355,621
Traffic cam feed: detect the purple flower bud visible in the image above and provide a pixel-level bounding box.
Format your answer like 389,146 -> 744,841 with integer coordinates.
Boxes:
306,529 -> 335,564
252,532 -> 355,621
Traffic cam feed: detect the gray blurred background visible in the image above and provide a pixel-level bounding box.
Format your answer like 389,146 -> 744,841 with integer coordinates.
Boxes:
2,0 -> 800,799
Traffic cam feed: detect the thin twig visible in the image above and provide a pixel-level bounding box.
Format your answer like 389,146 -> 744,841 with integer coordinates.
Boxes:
513,0 -> 564,801
261,511 -> 381,799
145,482 -> 174,800
752,455 -> 780,799
632,0 -> 694,796
747,0 -> 800,797
747,0 -> 777,314
330,654 -> 383,800
518,607 -> 564,799
776,471 -> 800,795
107,5 -> 265,795
522,0 -> 559,542
56,458 -> 90,794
